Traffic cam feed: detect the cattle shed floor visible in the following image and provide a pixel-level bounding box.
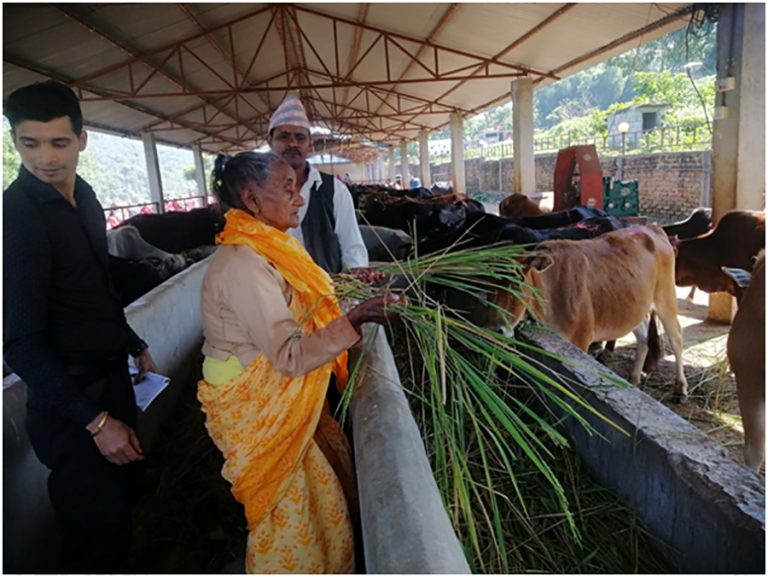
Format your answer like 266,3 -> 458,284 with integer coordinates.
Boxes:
603,286 -> 755,471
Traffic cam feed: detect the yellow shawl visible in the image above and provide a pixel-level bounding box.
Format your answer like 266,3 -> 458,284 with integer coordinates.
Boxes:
198,209 -> 355,573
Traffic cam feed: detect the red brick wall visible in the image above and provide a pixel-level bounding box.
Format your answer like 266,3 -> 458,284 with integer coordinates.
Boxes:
430,150 -> 711,222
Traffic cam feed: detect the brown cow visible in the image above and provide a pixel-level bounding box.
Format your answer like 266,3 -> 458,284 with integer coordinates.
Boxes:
495,225 -> 689,399
499,193 -> 546,218
674,209 -> 765,301
726,251 -> 765,471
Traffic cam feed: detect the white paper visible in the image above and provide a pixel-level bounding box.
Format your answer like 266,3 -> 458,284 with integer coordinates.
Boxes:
129,367 -> 171,411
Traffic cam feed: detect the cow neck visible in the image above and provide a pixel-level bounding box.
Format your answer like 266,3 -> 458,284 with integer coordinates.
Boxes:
524,271 -> 546,322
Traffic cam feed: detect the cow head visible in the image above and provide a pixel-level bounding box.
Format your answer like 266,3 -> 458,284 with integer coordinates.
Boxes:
499,193 -> 545,219
675,254 -> 740,297
486,254 -> 553,334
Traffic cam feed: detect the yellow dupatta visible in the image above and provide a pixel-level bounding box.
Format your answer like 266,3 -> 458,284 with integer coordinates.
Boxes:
197,209 -> 355,573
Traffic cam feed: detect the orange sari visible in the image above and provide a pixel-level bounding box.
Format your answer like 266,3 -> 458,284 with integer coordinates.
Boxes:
198,209 -> 355,573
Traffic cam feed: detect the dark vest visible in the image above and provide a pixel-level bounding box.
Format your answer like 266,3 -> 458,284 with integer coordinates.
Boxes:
301,172 -> 343,274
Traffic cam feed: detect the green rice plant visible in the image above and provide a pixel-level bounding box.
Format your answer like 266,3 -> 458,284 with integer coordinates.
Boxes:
334,243 -> 636,572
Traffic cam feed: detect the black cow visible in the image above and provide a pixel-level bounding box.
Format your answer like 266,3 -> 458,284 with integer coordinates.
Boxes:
431,182 -> 453,195
514,206 -> 607,229
107,225 -> 187,268
673,209 -> 765,300
358,193 -> 484,246
351,184 -> 435,209
359,225 -> 413,262
660,207 -> 713,302
120,207 -> 218,253
108,255 -> 171,306
497,216 -> 628,245
418,208 -> 622,254
107,221 -> 217,305
661,207 -> 712,240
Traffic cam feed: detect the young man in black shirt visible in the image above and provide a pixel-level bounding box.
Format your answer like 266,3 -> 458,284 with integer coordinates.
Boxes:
3,81 -> 159,572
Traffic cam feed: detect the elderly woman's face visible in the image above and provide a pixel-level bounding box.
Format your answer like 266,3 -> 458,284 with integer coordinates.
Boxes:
251,160 -> 303,231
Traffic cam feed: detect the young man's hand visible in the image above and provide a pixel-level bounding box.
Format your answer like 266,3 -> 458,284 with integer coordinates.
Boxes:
92,417 -> 144,465
133,348 -> 159,384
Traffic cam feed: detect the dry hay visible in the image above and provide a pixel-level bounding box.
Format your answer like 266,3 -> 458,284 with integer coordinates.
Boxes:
602,289 -> 752,469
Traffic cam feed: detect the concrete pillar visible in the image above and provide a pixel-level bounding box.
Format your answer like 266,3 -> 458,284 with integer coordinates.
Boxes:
378,155 -> 385,183
419,130 -> 430,187
709,3 -> 765,322
736,3 -> 765,210
387,145 -> 396,184
511,77 -> 535,194
449,111 -> 466,195
713,4 -> 745,217
142,131 -> 165,213
192,145 -> 209,207
399,139 -> 409,182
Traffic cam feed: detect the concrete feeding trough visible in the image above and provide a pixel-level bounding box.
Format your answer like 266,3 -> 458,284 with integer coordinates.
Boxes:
517,324 -> 765,574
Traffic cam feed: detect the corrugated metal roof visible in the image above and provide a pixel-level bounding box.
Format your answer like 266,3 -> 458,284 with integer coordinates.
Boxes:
3,2 -> 694,157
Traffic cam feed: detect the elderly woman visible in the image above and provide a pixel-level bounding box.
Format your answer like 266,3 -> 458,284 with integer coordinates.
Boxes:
198,151 -> 401,573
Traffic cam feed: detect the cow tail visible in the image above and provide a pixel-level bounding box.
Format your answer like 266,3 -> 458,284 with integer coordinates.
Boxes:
643,310 -> 661,372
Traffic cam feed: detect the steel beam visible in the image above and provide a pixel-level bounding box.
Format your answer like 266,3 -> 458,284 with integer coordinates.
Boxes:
55,5 -> 249,142
294,4 -> 554,79
550,5 -> 694,77
389,3 -> 572,128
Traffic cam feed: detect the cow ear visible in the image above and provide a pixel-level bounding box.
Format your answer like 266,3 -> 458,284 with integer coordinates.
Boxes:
520,253 -> 553,273
722,266 -> 752,288
531,253 -> 553,273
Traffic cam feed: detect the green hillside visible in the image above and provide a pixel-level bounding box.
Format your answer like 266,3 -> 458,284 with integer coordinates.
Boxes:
3,123 -> 213,208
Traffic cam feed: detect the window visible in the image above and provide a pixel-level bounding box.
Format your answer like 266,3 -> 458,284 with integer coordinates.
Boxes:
642,112 -> 658,131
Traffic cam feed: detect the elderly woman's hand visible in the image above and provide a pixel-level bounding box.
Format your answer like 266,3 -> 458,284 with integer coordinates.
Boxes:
349,267 -> 386,285
346,293 -> 407,330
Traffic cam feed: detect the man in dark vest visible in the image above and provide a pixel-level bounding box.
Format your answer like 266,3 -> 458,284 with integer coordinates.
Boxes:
267,95 -> 378,279
3,81 -> 159,572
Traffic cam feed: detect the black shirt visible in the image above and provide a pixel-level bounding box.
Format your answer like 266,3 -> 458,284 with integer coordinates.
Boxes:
3,166 -> 146,427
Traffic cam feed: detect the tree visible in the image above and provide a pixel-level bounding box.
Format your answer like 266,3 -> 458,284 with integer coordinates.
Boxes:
3,126 -> 21,189
631,71 -> 715,126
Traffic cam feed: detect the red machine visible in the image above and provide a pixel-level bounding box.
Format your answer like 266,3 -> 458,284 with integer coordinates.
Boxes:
553,145 -> 604,211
